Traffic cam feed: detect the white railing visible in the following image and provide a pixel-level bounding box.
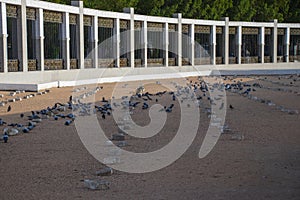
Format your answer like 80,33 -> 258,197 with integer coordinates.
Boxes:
0,0 -> 300,73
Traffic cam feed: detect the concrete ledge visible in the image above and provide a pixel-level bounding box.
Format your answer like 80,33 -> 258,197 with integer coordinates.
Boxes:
0,63 -> 300,91
58,70 -> 212,87
0,82 -> 58,92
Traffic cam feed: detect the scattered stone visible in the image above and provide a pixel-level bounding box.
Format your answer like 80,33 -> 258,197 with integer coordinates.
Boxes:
112,133 -> 125,141
32,118 -> 42,123
84,179 -> 110,190
0,94 -> 4,98
96,167 -> 113,176
4,128 -> 19,136
103,157 -> 121,165
10,92 -> 16,96
116,141 -> 127,147
287,110 -> 299,115
0,102 -> 5,107
8,99 -> 15,102
230,133 -> 244,141
105,140 -> 114,146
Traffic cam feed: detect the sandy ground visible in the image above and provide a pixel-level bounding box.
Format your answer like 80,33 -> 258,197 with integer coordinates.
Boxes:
0,75 -> 300,200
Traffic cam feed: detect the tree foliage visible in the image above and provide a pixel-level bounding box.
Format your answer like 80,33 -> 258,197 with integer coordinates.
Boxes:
43,0 -> 300,22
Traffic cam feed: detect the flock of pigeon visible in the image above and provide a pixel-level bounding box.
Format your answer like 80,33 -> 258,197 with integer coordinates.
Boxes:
1,75 -> 299,190
224,76 -> 299,115
1,75 -> 299,145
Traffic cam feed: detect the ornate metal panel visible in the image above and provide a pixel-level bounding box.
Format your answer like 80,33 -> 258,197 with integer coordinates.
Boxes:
182,24 -> 189,33
26,8 -> 36,20
195,25 -> 211,34
265,28 -> 271,35
98,59 -> 114,68
229,57 -> 236,64
229,27 -> 236,34
264,56 -> 271,63
168,24 -> 176,32
8,59 -> 19,72
44,10 -> 63,23
241,56 -> 259,63
168,58 -> 176,66
69,14 -> 77,25
216,57 -> 223,64
216,27 -> 223,34
120,20 -> 129,29
195,57 -> 211,65
277,28 -> 285,35
147,58 -> 164,65
84,59 -> 93,68
83,16 -> 92,26
98,18 -> 114,28
6,4 -> 18,18
289,55 -> 300,62
291,29 -> 300,35
148,22 -> 163,32
44,59 -> 63,70
28,59 -> 37,71
134,21 -> 142,30
242,27 -> 259,35
182,57 -> 190,65
70,59 -> 78,69
120,58 -> 128,67
134,59 -> 142,67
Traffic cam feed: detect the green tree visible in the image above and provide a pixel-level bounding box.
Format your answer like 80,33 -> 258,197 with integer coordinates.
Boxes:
202,0 -> 233,20
42,0 -> 300,22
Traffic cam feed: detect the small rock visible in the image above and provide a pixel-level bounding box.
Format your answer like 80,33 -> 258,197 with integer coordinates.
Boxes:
116,141 -> 127,147
230,133 -> 244,141
84,179 -> 110,190
96,167 -> 113,176
112,133 -> 125,141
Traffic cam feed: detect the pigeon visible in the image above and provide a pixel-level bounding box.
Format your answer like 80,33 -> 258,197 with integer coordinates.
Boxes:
3,133 -> 8,143
144,92 -> 153,99
172,95 -> 176,101
229,104 -> 234,109
0,119 -> 7,126
22,128 -> 30,133
7,105 -> 11,112
64,120 -> 72,126
67,113 -> 75,119
142,102 -> 149,109
20,113 -> 24,118
165,103 -> 174,113
102,113 -> 106,119
102,97 -> 108,103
